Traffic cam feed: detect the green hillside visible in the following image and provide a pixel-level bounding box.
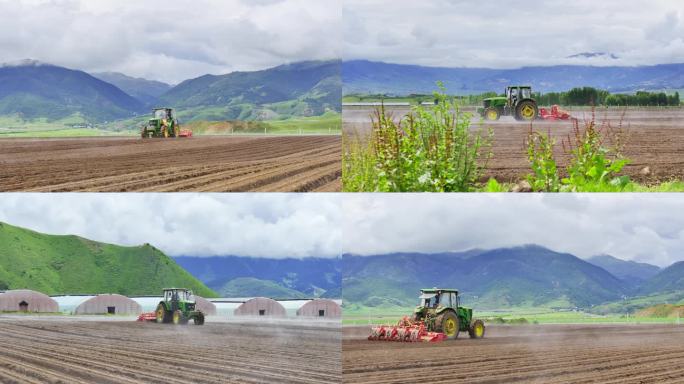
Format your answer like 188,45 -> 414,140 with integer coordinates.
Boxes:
639,262 -> 684,295
343,246 -> 627,310
0,222 -> 215,297
219,278 -> 308,299
160,60 -> 340,121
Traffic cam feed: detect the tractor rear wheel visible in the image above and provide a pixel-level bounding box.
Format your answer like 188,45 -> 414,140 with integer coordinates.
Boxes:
162,126 -> 169,138
194,313 -> 205,325
469,319 -> 485,339
484,107 -> 500,121
515,100 -> 538,121
437,311 -> 460,340
156,304 -> 170,324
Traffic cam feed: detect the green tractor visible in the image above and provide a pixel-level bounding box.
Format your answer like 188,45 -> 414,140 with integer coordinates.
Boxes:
155,288 -> 205,325
412,288 -> 485,339
141,108 -> 181,138
478,85 -> 539,122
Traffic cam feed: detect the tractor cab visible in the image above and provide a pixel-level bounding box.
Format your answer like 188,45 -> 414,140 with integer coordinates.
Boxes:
163,288 -> 195,302
153,108 -> 174,121
418,288 -> 460,309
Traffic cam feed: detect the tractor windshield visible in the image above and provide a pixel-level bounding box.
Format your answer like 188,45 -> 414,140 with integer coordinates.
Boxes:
419,293 -> 439,308
154,110 -> 168,119
521,88 -> 531,99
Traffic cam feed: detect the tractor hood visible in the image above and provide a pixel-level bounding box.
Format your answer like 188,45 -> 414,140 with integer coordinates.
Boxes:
483,96 -> 507,102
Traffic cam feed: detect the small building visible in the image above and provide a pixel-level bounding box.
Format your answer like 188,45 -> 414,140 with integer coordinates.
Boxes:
0,290 -> 59,313
234,297 -> 286,317
194,296 -> 217,316
296,299 -> 341,318
54,294 -> 142,315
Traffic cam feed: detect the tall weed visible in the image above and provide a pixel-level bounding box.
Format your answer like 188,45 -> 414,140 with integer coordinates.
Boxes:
342,85 -> 492,192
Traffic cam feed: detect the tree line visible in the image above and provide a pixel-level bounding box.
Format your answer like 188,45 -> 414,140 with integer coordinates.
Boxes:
345,87 -> 681,107
533,87 -> 680,107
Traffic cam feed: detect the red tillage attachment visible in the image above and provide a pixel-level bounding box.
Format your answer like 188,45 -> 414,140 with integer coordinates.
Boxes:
367,316 -> 446,342
179,129 -> 193,138
137,312 -> 156,322
539,105 -> 573,121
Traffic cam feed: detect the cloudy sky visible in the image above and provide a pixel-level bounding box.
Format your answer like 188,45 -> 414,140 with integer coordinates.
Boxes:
344,0 -> 684,68
0,0 -> 340,83
343,194 -> 684,267
0,194 -> 341,258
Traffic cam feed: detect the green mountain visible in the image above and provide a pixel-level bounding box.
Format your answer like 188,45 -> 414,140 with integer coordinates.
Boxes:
0,222 -> 215,297
343,245 -> 627,309
219,277 -> 308,299
174,256 -> 341,299
639,262 -> 684,295
587,255 -> 661,289
92,72 -> 171,107
159,60 -> 341,121
0,61 -> 145,121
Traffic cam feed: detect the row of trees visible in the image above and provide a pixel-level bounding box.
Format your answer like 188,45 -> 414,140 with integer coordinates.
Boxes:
346,88 -> 681,107
533,87 -> 680,106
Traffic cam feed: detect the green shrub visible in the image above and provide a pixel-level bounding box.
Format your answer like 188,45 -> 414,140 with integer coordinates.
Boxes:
526,129 -> 561,192
343,84 -> 492,192
525,110 -> 631,192
562,113 -> 630,191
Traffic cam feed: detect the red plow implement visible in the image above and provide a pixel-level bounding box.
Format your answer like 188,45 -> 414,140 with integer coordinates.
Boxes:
137,312 -> 156,322
368,316 -> 447,342
539,105 -> 574,121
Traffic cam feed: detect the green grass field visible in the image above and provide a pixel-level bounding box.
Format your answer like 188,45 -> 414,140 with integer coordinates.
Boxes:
0,112 -> 340,138
342,306 -> 684,325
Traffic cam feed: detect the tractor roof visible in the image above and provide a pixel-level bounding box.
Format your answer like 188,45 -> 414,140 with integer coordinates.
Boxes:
507,85 -> 532,88
153,107 -> 173,111
420,288 -> 459,294
163,288 -> 190,291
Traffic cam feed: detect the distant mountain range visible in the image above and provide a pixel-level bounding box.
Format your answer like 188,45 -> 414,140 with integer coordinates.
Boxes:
174,256 -> 341,299
343,245 -> 684,312
161,60 -> 341,120
342,60 -> 684,95
0,221 -> 214,297
0,61 -> 145,121
0,60 -> 341,123
92,72 -> 172,107
587,255 -> 661,289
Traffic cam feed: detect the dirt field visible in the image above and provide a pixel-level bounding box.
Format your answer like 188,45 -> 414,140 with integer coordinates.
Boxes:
344,106 -> 684,184
0,316 -> 340,384
0,135 -> 341,192
343,324 -> 684,383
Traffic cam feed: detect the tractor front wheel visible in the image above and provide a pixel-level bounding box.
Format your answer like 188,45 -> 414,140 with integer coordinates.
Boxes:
172,310 -> 184,325
484,107 -> 500,121
156,304 -> 170,324
438,311 -> 460,340
515,100 -> 538,121
194,313 -> 205,325
469,319 -> 485,339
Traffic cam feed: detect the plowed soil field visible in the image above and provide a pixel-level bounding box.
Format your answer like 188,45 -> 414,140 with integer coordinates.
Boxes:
0,136 -> 341,192
0,317 -> 341,384
344,107 -> 684,184
343,324 -> 684,384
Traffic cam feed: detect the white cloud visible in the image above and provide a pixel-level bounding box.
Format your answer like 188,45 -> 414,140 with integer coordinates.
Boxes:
343,0 -> 684,68
0,193 -> 342,258
0,0 -> 341,83
342,194 -> 684,267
